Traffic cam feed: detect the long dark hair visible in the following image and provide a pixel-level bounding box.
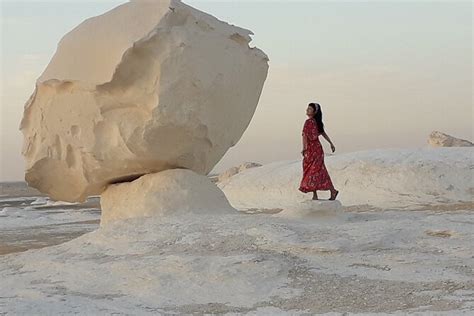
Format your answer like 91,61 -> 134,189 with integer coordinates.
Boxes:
308,103 -> 325,134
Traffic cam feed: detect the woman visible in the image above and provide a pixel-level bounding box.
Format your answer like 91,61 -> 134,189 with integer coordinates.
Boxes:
299,103 -> 339,200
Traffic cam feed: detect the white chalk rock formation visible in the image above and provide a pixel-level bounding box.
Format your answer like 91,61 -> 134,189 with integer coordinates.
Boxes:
100,169 -> 236,226
19,0 -> 269,202
217,161 -> 262,182
218,148 -> 473,210
428,131 -> 473,147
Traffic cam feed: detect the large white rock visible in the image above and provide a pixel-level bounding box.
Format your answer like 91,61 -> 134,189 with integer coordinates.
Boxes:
19,0 -> 269,202
428,131 -> 473,147
100,168 -> 236,226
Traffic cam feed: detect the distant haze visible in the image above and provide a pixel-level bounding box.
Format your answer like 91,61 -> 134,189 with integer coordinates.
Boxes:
1,0 -> 472,181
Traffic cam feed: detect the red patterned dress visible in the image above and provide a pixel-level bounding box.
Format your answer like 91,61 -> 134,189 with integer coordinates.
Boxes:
299,118 -> 335,192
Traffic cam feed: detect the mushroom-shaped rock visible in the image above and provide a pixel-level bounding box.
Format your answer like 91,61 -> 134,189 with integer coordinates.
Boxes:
19,0 -> 269,202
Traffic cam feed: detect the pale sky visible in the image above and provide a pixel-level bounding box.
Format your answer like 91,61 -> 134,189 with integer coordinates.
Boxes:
1,0 -> 472,181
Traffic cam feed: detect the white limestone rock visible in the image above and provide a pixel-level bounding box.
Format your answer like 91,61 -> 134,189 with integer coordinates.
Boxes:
428,131 -> 473,147
100,168 -> 236,226
19,0 -> 269,202
217,148 -> 473,210
217,161 -> 262,182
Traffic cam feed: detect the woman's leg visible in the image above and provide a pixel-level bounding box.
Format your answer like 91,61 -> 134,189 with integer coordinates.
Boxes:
312,191 -> 318,200
329,188 -> 339,200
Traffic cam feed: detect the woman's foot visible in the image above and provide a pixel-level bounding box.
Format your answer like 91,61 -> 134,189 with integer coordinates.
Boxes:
312,191 -> 318,200
329,189 -> 339,200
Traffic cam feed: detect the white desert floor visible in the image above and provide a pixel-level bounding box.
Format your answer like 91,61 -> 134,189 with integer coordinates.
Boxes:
0,147 -> 472,315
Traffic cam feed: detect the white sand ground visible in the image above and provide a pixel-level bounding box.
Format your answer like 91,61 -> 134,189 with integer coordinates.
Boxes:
0,147 -> 472,314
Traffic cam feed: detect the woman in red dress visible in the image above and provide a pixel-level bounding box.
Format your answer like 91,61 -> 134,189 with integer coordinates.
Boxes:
299,103 -> 339,200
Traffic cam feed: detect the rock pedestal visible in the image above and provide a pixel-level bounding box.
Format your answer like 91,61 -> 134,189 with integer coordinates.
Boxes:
100,169 -> 236,226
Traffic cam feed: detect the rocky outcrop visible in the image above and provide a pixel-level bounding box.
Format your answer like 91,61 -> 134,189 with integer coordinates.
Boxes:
217,162 -> 262,182
428,131 -> 473,147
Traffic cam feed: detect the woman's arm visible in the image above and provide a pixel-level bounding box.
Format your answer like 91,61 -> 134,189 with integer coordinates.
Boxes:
301,121 -> 308,155
321,132 -> 336,152
321,132 -> 332,144
301,134 -> 307,155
